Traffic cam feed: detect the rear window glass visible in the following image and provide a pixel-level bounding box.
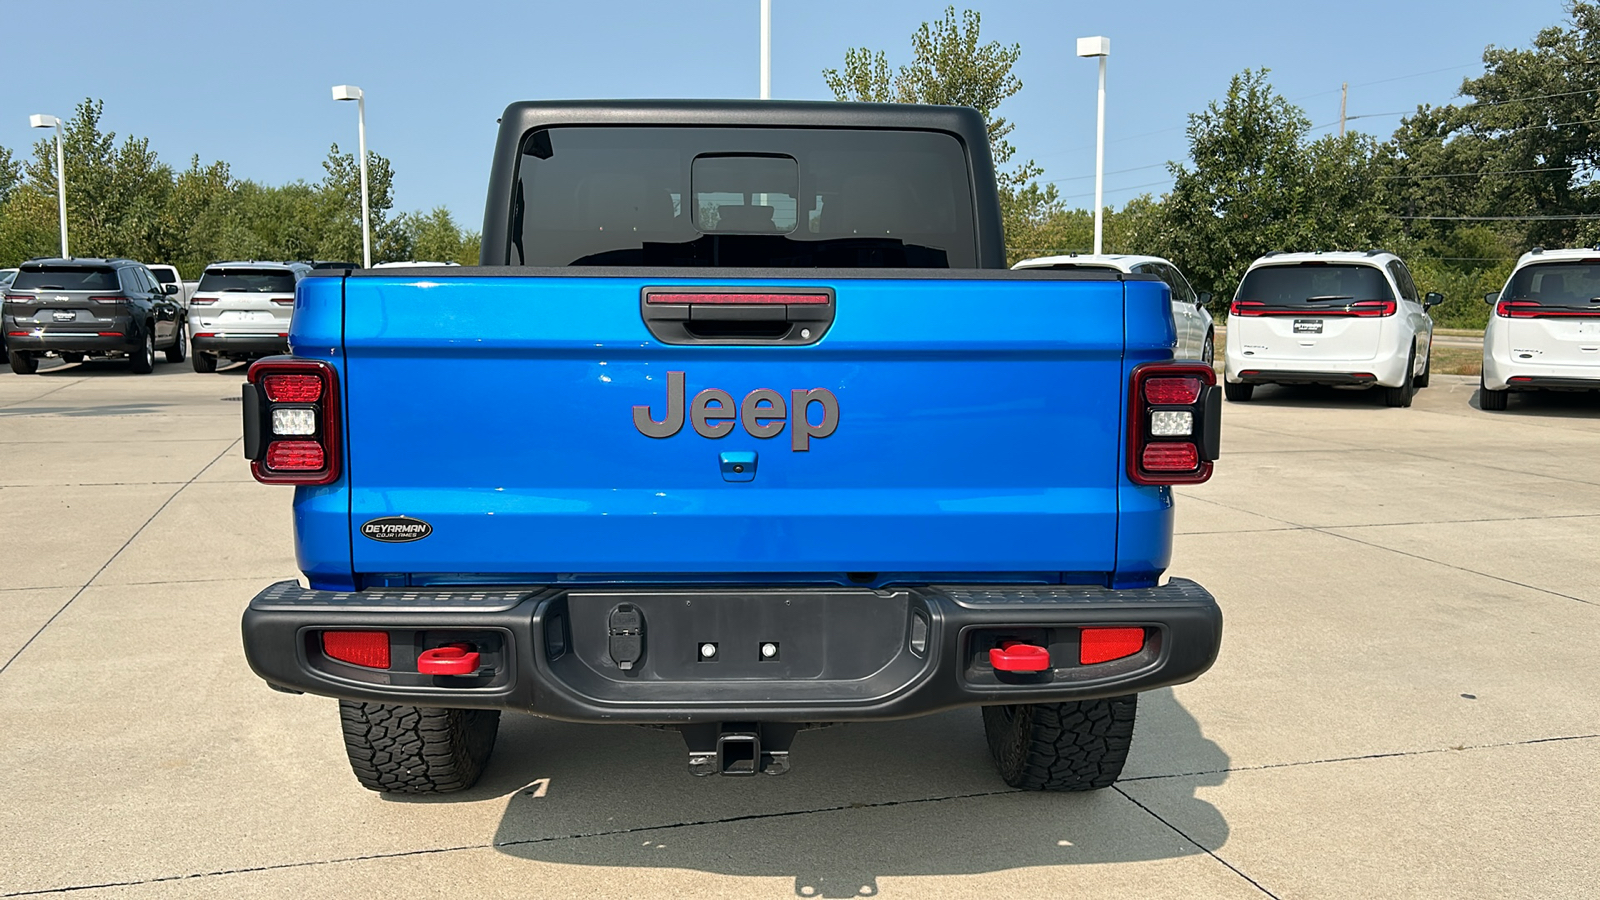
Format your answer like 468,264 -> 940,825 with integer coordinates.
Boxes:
12,266 -> 121,292
1504,262 -> 1600,309
149,266 -> 180,284
510,126 -> 976,268
198,269 -> 296,293
1236,264 -> 1394,308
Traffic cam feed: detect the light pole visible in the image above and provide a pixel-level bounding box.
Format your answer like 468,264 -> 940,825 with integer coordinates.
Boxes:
759,0 -> 771,99
331,85 -> 371,268
29,114 -> 68,258
1076,36 -> 1110,255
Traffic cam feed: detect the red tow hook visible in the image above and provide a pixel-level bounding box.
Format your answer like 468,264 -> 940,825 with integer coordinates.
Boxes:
418,643 -> 480,676
989,640 -> 1051,673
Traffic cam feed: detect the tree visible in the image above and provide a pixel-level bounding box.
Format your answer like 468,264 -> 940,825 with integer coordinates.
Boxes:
317,143 -> 405,263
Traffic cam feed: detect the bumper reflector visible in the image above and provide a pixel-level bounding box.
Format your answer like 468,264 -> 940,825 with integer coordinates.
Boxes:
323,631 -> 390,668
1080,627 -> 1145,665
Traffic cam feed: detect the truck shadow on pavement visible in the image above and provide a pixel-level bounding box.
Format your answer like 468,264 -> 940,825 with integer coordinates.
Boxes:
461,688 -> 1228,896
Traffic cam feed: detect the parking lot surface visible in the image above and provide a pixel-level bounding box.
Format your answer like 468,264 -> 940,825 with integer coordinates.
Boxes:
2,362 -> 1597,899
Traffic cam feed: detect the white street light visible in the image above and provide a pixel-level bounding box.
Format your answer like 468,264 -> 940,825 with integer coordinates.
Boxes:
759,0 -> 772,99
1076,36 -> 1110,255
331,85 -> 372,268
29,114 -> 68,258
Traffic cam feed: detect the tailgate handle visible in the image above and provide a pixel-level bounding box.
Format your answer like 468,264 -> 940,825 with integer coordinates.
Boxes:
641,287 -> 834,345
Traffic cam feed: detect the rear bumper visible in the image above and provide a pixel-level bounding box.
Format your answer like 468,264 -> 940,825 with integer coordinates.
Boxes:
1232,369 -> 1380,386
241,579 -> 1223,723
192,334 -> 288,356
1497,375 -> 1600,392
3,329 -> 137,353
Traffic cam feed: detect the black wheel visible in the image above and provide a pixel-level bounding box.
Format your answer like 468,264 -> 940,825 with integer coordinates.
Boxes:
1479,375 -> 1509,411
1384,350 -> 1415,408
1223,380 -> 1253,402
165,322 -> 187,363
338,701 -> 500,793
1201,330 -> 1215,367
129,326 -> 155,374
1414,341 -> 1431,388
8,350 -> 38,375
191,344 -> 217,373
982,695 -> 1137,791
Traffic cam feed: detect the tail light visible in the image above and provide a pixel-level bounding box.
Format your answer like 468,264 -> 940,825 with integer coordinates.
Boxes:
1497,299 -> 1600,318
1231,299 -> 1395,317
245,357 -> 340,485
1129,361 -> 1219,486
189,296 -> 216,305
89,296 -> 125,305
271,297 -> 295,306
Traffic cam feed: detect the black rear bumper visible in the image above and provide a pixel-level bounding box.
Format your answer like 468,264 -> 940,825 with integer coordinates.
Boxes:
241,580 -> 1222,723
1505,376 -> 1600,391
1235,369 -> 1377,386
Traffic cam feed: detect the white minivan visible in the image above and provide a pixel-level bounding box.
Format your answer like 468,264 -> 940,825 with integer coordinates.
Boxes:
187,261 -> 311,372
1223,251 -> 1442,408
1481,248 -> 1600,410
1011,254 -> 1215,363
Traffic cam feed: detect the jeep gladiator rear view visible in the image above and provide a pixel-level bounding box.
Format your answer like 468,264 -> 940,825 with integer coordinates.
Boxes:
239,100 -> 1224,793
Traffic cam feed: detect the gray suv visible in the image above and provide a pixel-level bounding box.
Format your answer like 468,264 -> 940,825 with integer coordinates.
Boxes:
4,258 -> 186,374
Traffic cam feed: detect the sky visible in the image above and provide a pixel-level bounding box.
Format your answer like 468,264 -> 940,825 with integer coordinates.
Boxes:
0,0 -> 1569,229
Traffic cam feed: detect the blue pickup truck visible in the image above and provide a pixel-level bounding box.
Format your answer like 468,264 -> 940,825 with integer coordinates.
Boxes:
239,100 -> 1223,794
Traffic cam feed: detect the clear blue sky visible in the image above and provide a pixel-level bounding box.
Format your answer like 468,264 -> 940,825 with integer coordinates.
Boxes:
0,0 -> 1567,228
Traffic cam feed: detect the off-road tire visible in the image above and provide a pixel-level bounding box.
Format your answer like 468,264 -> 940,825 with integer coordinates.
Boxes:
982,695 -> 1137,792
1414,342 -> 1431,388
338,701 -> 500,793
191,345 -> 216,373
165,323 -> 186,363
9,350 -> 38,375
129,326 -> 155,374
1384,350 -> 1415,408
1223,380 -> 1253,402
1479,375 -> 1509,411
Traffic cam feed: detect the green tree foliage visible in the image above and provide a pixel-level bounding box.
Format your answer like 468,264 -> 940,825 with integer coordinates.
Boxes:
397,207 -> 482,265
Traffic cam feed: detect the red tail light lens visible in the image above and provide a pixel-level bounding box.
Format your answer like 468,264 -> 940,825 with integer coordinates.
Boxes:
271,297 -> 295,306
1129,362 -> 1217,486
1497,299 -> 1600,318
1080,627 -> 1146,665
189,297 -> 215,305
1144,376 -> 1203,405
3,294 -> 27,302
262,373 -> 323,403
323,631 -> 390,669
1348,299 -> 1397,317
1232,299 -> 1395,317
1141,442 -> 1200,471
265,440 -> 325,470
88,296 -> 125,305
1229,300 -> 1266,316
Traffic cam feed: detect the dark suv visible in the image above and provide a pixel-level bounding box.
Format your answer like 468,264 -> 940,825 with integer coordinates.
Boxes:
3,258 -> 186,374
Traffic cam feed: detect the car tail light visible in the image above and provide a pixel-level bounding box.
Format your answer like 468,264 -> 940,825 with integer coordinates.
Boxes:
3,294 -> 27,302
96,332 -> 124,337
271,297 -> 295,306
246,357 -> 340,485
1229,299 -> 1266,316
189,296 -> 216,305
1129,361 -> 1218,486
89,296 -> 125,304
1497,299 -> 1600,318
1346,299 -> 1397,317
194,332 -> 217,338
323,631 -> 390,668
1231,299 -> 1395,317
1080,627 -> 1145,665
6,331 -> 28,337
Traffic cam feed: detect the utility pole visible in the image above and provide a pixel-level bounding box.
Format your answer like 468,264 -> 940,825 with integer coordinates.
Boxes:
759,0 -> 771,99
1339,82 -> 1348,138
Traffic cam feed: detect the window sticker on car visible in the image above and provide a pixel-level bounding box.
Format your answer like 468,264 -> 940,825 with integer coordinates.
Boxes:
1293,319 -> 1323,334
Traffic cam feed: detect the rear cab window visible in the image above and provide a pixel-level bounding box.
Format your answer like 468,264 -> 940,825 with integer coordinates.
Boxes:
1505,262 -> 1600,310
150,266 -> 180,285
198,269 -> 298,293
510,126 -> 977,268
11,266 -> 122,292
1236,264 -> 1395,313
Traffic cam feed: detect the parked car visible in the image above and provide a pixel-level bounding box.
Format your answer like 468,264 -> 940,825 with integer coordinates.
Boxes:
0,269 -> 15,353
1012,254 -> 1215,363
238,99 -> 1224,797
187,261 -> 311,372
1480,247 -> 1600,410
371,261 -> 463,269
1223,251 -> 1442,407
3,257 -> 185,374
146,264 -> 197,310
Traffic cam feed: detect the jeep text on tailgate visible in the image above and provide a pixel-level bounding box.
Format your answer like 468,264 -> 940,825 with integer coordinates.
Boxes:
238,100 -> 1223,795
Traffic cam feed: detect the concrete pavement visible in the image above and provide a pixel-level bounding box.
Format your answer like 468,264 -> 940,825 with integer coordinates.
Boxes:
2,362 -> 1597,898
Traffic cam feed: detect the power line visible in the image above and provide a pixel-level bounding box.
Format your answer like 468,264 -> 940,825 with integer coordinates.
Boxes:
1045,162 -> 1166,185
1395,214 -> 1600,221
1381,165 -> 1578,180
1057,178 -> 1172,201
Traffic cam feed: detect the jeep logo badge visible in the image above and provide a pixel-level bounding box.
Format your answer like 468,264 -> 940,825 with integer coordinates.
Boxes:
633,371 -> 839,450
360,517 -> 433,543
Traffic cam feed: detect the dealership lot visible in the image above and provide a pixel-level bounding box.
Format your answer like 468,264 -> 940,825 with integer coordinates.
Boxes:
2,363 -> 1597,899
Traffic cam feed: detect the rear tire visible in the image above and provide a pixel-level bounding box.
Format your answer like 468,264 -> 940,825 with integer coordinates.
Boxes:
165,323 -> 187,363
1384,350 -> 1415,408
1223,380 -> 1253,402
338,701 -> 500,794
9,350 -> 38,375
191,345 -> 216,373
1479,375 -> 1509,411
982,695 -> 1137,791
129,327 -> 155,374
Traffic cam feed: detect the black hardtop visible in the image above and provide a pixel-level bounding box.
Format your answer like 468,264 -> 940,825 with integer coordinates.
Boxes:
480,99 -> 1005,269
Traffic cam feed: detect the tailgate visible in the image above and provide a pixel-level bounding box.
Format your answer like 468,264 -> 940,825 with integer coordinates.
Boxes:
340,274 -> 1130,578
1232,314 -> 1380,361
1509,316 -> 1600,367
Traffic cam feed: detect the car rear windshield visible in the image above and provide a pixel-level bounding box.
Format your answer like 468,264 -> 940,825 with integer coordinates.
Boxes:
11,266 -> 120,292
1504,262 -> 1600,309
149,266 -> 180,284
1235,264 -> 1394,308
197,269 -> 296,293
510,126 -> 977,268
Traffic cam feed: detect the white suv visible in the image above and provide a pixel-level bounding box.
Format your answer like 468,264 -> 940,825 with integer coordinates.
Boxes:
1011,254 -> 1215,363
1224,251 -> 1442,408
1480,248 -> 1600,410
187,261 -> 310,372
